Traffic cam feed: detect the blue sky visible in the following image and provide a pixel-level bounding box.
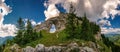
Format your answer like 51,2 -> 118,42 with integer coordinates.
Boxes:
4,0 -> 45,24
1,0 -> 120,35
110,15 -> 120,28
4,0 -> 120,27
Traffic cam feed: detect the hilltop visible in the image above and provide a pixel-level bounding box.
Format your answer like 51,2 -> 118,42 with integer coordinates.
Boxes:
1,13 -> 119,52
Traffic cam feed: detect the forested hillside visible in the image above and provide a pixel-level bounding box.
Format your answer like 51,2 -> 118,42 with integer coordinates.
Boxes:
0,13 -> 120,52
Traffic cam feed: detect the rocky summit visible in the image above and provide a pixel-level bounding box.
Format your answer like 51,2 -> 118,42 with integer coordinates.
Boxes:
34,13 -> 68,32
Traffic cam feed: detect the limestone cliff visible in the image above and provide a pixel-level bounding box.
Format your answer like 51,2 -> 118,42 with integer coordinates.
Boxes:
34,13 -> 68,32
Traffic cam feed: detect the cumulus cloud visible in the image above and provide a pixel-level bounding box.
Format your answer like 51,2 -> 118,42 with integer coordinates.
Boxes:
23,19 -> 41,27
0,0 -> 11,25
102,0 -> 120,19
44,4 -> 60,20
0,0 -> 17,37
101,27 -> 120,34
44,0 -> 120,34
99,19 -> 111,26
44,0 -> 120,22
0,24 -> 17,37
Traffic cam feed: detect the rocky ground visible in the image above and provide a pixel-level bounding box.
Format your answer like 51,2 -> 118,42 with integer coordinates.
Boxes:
7,42 -> 101,52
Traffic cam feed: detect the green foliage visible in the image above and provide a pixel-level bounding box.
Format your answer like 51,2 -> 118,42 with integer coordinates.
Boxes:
11,13 -> 100,48
14,18 -> 42,47
65,13 -> 100,41
0,44 -> 5,52
101,34 -> 114,47
108,34 -> 120,45
66,13 -> 78,39
17,17 -> 24,30
97,40 -> 111,52
80,15 -> 100,41
81,16 -> 92,41
101,34 -> 120,52
26,30 -> 69,47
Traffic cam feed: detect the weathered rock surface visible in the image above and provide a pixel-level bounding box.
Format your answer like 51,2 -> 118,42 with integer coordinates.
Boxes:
23,46 -> 35,52
34,13 -> 68,32
10,44 -> 22,52
9,42 -> 100,52
35,44 -> 45,52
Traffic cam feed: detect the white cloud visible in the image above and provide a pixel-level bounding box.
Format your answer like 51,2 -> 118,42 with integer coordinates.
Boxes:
37,22 -> 41,25
102,0 -> 120,19
44,0 -> 120,22
31,20 -> 41,26
0,0 -> 11,25
44,0 -> 120,34
0,0 -> 17,38
31,20 -> 37,26
23,19 -> 41,27
99,19 -> 111,26
101,27 -> 120,34
44,4 -> 60,20
0,24 -> 17,37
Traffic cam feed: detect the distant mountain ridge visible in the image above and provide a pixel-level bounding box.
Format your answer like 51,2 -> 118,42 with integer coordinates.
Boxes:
0,36 -> 13,46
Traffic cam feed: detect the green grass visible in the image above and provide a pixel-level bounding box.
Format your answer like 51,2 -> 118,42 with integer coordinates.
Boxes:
108,35 -> 120,46
25,30 -> 96,48
97,40 -> 111,52
3,30 -> 112,52
26,30 -> 72,47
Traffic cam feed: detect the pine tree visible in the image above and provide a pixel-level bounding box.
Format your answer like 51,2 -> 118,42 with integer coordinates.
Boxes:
14,17 -> 25,45
80,15 -> 95,41
26,19 -> 33,34
66,13 -> 76,39
17,17 -> 24,30
14,18 -> 43,46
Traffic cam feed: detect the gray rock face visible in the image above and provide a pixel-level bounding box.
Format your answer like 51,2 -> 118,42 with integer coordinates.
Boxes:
10,44 -> 22,52
35,44 -> 45,52
34,13 -> 68,32
23,46 -> 35,52
45,46 -> 64,52
66,42 -> 80,52
10,42 -> 99,52
79,46 -> 95,52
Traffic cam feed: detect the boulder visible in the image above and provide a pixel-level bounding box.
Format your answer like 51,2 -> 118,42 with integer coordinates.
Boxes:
10,44 -> 22,52
83,46 -> 95,52
35,44 -> 45,52
23,46 -> 35,52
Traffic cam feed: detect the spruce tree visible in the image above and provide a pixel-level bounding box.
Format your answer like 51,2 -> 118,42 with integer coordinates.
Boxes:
26,19 -> 33,35
17,17 -> 24,30
66,3 -> 76,39
80,15 -> 95,41
14,17 -> 25,45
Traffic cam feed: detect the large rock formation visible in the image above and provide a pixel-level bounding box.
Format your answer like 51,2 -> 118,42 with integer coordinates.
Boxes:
34,13 -> 68,32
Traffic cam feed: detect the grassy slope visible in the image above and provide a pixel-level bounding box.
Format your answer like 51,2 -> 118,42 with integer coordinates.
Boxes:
25,30 -> 110,52
3,30 -> 111,52
109,34 -> 120,46
26,30 -> 71,47
25,30 -> 90,47
97,40 -> 111,52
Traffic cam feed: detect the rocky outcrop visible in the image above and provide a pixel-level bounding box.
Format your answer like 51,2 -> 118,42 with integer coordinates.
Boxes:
23,46 -> 35,52
35,44 -> 45,52
10,44 -> 22,52
9,42 -> 100,52
34,13 -> 68,32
